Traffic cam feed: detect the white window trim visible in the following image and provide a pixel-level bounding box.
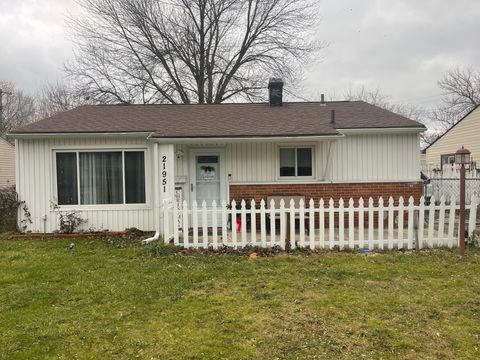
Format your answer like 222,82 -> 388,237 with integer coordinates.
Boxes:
277,145 -> 315,180
52,148 -> 151,210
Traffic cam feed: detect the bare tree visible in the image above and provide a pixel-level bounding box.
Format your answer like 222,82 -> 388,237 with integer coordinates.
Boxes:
65,0 -> 322,104
0,81 -> 36,137
37,81 -> 92,119
432,67 -> 480,131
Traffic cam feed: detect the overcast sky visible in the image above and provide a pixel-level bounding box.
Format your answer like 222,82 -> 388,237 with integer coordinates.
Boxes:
1,0 -> 479,108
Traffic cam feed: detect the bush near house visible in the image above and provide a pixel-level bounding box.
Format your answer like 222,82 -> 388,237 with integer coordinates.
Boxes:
0,237 -> 479,359
0,186 -> 18,232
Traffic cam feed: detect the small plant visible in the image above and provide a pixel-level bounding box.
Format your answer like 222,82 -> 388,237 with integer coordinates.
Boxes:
51,202 -> 86,234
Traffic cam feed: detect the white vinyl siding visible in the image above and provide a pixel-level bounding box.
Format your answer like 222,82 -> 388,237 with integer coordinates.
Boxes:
16,136 -> 154,233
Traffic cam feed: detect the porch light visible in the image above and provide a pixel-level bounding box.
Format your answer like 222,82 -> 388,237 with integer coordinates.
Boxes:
455,146 -> 471,259
455,146 -> 471,166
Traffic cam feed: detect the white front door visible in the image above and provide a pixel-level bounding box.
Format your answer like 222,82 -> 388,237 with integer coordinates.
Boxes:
190,149 -> 227,207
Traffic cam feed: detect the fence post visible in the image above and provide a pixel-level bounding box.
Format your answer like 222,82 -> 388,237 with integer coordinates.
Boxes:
417,196 -> 425,249
202,200 -> 208,248
269,199 -> 276,248
289,198 -> 296,250
338,198 -> 345,250
447,195 -> 456,248
182,200 -> 189,248
250,199 -> 256,247
427,196 -> 435,248
378,197 -> 384,250
407,196 -> 414,249
309,198 -> 315,250
328,198 -> 335,250
398,197 -> 404,249
221,200 -> 228,245
231,200 -> 237,248
212,200 -> 218,250
192,200 -> 199,248
348,198 -> 355,250
299,198 -> 305,248
319,199 -> 325,249
368,197 -> 374,250
260,199 -> 267,248
173,199 -> 179,245
358,197 -> 365,249
388,197 -> 394,250
437,195 -> 446,247
241,200 -> 247,248
279,199 -> 286,250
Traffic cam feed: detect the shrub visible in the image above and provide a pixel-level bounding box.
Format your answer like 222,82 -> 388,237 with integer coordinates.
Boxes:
51,202 -> 86,234
0,186 -> 18,231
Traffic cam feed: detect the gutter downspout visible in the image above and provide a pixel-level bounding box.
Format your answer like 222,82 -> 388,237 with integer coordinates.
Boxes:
143,141 -> 160,244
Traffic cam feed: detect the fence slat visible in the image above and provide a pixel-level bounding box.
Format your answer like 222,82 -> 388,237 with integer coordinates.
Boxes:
368,197 -> 374,250
468,195 -> 478,238
212,200 -> 218,250
269,199 -> 276,247
202,200 -> 208,248
417,196 -> 425,249
260,199 -> 266,248
173,200 -> 179,245
427,196 -> 435,248
397,197 -> 404,249
299,199 -> 305,248
319,199 -> 325,249
182,200 -> 189,248
221,200 -> 228,245
388,197 -> 394,250
407,196 -> 414,250
348,198 -> 355,249
378,197 -> 384,250
250,199 -> 256,247
437,196 -> 446,247
358,198 -> 365,249
289,199 -> 296,250
339,198 -> 345,250
280,199 -> 286,250
329,198 -> 335,250
447,196 -> 456,248
241,200 -> 247,248
192,201 -> 199,248
309,199 -> 315,250
231,200 -> 237,248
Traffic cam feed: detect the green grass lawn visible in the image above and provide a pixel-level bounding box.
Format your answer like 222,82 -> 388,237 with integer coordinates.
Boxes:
0,237 -> 479,359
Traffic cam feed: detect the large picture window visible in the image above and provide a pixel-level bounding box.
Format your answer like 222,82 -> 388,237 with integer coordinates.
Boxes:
279,147 -> 313,177
55,150 -> 146,205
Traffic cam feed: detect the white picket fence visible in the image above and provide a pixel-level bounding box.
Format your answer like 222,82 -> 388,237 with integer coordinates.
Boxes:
161,195 -> 479,251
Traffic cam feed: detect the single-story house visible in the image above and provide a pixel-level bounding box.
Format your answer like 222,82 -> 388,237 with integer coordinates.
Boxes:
9,79 -> 425,233
424,105 -> 480,169
0,137 -> 15,189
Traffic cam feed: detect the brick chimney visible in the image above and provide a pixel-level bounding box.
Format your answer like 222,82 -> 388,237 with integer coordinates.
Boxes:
268,78 -> 283,106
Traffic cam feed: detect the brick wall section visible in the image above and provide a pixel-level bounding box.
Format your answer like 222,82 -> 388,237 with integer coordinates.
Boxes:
230,182 -> 423,228
229,182 -> 423,206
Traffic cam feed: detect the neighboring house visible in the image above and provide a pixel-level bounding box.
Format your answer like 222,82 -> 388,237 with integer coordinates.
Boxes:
424,105 -> 480,169
9,79 -> 425,233
0,137 -> 15,189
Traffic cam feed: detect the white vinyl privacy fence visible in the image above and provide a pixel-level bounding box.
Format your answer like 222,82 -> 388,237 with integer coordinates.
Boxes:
161,196 -> 479,251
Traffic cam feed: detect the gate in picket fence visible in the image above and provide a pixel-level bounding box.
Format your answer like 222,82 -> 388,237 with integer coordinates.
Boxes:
160,195 -> 479,251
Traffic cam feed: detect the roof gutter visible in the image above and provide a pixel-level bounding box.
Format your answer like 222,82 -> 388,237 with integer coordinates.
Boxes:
338,127 -> 426,135
147,134 -> 345,144
7,131 -> 155,139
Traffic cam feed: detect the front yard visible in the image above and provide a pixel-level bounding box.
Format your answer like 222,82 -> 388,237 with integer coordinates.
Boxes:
0,237 -> 479,359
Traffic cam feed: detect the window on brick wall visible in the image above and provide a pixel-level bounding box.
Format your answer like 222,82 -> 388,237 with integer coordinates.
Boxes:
279,147 -> 313,177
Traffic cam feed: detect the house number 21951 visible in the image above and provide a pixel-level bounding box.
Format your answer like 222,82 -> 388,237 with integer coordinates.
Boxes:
162,155 -> 167,193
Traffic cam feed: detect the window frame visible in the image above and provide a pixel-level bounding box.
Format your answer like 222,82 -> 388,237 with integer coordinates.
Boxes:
53,148 -> 149,209
440,154 -> 456,167
277,145 -> 315,180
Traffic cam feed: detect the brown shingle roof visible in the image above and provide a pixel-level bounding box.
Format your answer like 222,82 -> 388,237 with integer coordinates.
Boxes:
11,101 -> 425,137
